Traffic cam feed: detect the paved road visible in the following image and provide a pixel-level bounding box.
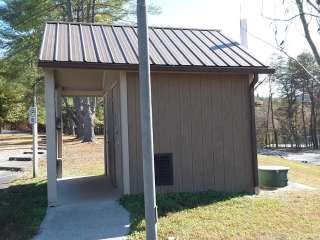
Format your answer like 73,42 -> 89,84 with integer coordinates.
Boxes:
284,151 -> 320,165
0,148 -> 29,188
0,147 -> 38,188
0,133 -> 46,188
259,148 -> 320,165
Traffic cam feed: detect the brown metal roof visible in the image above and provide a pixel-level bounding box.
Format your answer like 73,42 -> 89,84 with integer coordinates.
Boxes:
38,22 -> 274,73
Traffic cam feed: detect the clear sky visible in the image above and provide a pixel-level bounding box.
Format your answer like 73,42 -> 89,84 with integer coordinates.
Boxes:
1,0 -> 318,96
145,0 -> 320,96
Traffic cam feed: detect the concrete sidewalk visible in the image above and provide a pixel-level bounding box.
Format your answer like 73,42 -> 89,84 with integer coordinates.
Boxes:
34,176 -> 130,240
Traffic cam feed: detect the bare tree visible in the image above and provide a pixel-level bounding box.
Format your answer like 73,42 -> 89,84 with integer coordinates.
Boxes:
262,0 -> 320,66
295,0 -> 320,66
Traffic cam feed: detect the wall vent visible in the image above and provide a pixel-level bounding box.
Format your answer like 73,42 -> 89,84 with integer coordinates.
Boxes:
154,153 -> 173,186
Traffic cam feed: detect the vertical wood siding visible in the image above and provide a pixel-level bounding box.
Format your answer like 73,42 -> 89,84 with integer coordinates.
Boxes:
127,72 -> 253,193
106,82 -> 123,193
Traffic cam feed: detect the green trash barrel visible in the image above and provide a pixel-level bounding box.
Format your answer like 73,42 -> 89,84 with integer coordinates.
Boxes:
258,166 -> 289,189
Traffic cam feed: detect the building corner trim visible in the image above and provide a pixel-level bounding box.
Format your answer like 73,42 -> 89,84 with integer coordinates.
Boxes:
249,74 -> 259,194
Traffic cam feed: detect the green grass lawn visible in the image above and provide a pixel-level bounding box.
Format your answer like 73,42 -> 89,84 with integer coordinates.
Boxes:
0,177 -> 47,240
120,155 -> 320,240
1,152 -> 319,240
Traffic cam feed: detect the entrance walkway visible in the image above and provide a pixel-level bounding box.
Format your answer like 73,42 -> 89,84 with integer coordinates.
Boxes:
34,176 -> 130,240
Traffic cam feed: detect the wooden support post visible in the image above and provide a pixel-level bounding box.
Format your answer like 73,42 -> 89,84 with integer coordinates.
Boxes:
103,72 -> 109,177
44,70 -> 58,206
103,93 -> 109,176
56,88 -> 63,178
120,71 -> 130,194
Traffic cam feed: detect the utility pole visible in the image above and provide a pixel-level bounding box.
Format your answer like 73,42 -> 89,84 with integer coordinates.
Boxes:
137,0 -> 158,239
30,82 -> 39,177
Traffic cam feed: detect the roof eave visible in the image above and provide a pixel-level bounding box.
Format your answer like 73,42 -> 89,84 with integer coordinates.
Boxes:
38,61 -> 275,74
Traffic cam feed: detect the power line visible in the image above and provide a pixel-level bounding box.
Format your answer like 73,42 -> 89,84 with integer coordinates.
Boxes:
242,26 -> 318,83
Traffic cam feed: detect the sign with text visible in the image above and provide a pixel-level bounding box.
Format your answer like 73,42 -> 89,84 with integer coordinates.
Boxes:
28,107 -> 37,124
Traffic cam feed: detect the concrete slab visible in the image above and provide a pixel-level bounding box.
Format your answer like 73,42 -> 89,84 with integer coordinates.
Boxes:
34,176 -> 130,240
257,181 -> 317,197
57,175 -> 121,205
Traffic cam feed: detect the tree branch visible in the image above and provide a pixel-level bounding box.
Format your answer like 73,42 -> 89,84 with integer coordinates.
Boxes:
263,12 -> 319,22
296,0 -> 320,66
306,0 -> 320,14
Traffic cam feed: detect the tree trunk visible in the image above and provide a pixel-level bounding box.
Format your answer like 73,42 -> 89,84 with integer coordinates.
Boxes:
270,93 -> 278,148
265,94 -> 271,147
82,97 -> 95,142
66,118 -> 75,135
309,91 -> 318,148
301,89 -> 308,147
287,96 -> 294,148
91,0 -> 96,22
76,1 -> 81,22
66,0 -> 74,21
63,99 -> 75,136
73,96 -> 84,139
81,0 -> 85,21
294,113 -> 300,148
86,0 -> 92,22
296,0 -> 320,66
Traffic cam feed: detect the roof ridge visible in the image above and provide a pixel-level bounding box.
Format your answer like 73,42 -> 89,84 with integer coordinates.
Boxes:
45,21 -> 221,32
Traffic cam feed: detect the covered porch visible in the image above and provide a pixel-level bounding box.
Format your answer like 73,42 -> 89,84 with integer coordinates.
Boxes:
44,68 -> 130,206
57,175 -> 120,205
35,175 -> 130,240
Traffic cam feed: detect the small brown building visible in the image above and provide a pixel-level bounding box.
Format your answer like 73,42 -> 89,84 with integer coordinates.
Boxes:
39,22 -> 273,206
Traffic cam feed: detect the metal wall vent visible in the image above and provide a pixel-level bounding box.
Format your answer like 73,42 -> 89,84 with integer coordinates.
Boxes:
154,153 -> 173,186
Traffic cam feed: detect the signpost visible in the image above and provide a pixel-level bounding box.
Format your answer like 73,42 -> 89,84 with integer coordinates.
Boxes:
29,96 -> 38,178
137,0 -> 158,239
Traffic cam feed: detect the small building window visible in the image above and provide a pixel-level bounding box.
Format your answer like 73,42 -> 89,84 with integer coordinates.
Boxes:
154,153 -> 173,186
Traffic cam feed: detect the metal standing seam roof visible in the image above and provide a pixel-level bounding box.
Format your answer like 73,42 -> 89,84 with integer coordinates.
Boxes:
38,21 -> 274,73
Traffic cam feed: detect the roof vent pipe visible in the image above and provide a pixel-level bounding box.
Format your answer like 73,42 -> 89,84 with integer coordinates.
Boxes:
240,18 -> 248,49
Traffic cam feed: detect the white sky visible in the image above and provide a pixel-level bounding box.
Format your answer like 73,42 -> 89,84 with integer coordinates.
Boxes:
143,0 -> 320,96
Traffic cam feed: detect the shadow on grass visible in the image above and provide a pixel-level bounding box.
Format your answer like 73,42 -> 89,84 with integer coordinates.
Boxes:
0,179 -> 47,240
119,191 -> 246,234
